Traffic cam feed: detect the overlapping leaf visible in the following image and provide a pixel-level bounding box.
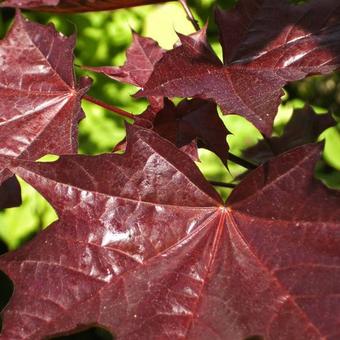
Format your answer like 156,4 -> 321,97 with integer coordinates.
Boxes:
86,33 -> 229,163
244,106 -> 336,164
0,125 -> 339,339
0,12 -> 91,206
0,2 -> 339,340
139,0 -> 340,136
85,33 -> 165,90
0,0 -> 172,12
84,32 -> 165,109
138,98 -> 229,163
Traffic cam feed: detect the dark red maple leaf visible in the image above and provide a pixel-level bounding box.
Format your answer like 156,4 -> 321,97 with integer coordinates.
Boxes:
141,98 -> 229,164
85,33 -> 165,90
0,0 -> 172,12
115,98 -> 229,164
85,34 -> 229,163
0,125 -> 339,339
139,0 -> 340,136
0,11 -> 91,203
244,105 -> 336,164
84,32 -> 165,110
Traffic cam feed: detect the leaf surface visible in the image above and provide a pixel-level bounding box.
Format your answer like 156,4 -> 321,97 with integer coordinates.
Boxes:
1,0 -> 172,12
0,12 -> 91,189
0,126 -> 339,340
86,33 -> 230,162
85,33 -> 165,110
140,0 -> 340,135
85,33 -> 165,89
116,98 -> 229,164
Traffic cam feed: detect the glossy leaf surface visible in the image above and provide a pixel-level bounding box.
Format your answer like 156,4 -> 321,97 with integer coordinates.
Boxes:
140,0 -> 340,135
85,33 -> 164,89
1,0 -> 172,12
85,33 -> 164,109
0,126 -> 339,340
0,12 -> 91,187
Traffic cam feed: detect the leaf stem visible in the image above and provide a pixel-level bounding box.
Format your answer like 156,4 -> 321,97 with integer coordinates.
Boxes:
209,181 -> 236,188
83,95 -> 135,121
229,153 -> 257,170
179,0 -> 200,31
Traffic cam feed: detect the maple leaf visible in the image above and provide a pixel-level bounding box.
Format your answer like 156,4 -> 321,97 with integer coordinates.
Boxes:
90,32 -> 229,163
85,34 -> 230,163
139,0 -> 340,136
0,125 -> 339,339
244,105 -> 336,164
84,32 -> 165,110
137,98 -> 229,164
0,11 -> 91,197
85,33 -> 165,90
0,0 -> 172,12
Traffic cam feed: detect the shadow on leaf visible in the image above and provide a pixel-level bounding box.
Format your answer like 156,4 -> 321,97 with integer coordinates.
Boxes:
50,327 -> 114,340
244,336 -> 264,340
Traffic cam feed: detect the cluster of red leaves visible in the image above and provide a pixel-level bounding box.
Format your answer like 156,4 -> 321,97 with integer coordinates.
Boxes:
0,1 -> 340,339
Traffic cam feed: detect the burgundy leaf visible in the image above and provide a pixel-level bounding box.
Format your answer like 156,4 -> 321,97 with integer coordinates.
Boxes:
1,0 -> 59,7
0,125 -> 339,339
85,33 -> 164,89
0,0 -> 172,12
115,105 -> 200,161
114,98 -> 229,164
0,11 -> 91,186
143,98 -> 229,163
84,32 -> 164,110
139,0 -> 340,136
244,105 -> 336,164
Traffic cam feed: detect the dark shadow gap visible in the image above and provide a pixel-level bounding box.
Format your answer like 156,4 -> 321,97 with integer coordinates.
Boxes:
0,175 -> 22,210
50,327 -> 113,340
244,336 -> 264,340
0,271 -> 14,333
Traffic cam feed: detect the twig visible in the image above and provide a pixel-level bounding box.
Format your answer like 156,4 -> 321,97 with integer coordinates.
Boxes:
229,153 -> 257,170
83,95 -> 135,121
179,0 -> 200,31
209,181 -> 236,188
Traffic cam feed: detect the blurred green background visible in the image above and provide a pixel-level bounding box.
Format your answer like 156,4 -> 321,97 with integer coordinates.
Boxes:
0,1 -> 339,337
